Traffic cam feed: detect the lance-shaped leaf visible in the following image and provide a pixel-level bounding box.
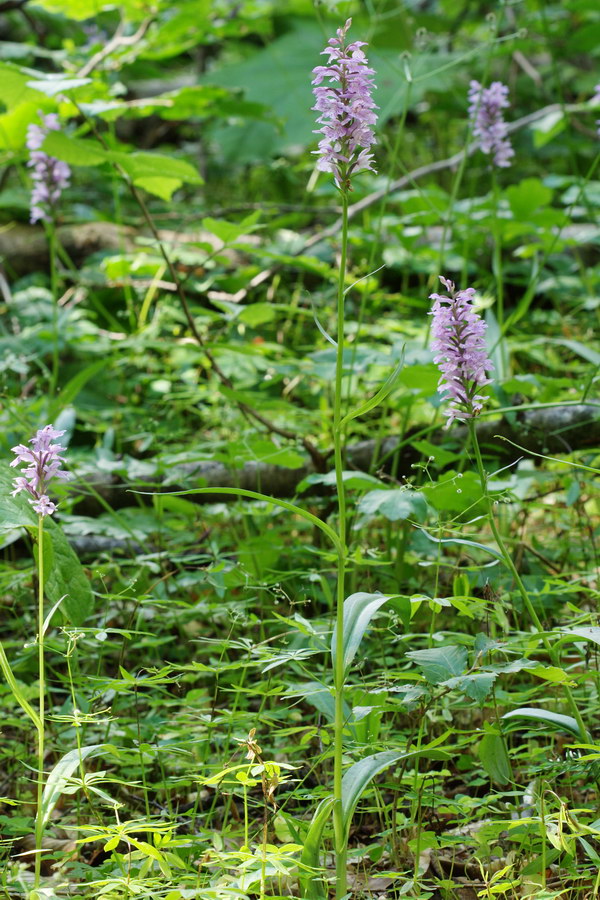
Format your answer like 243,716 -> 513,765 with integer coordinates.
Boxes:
341,747 -> 450,840
41,744 -> 104,826
340,350 -> 405,427
502,707 -> 584,740
298,796 -> 335,900
331,592 -> 396,676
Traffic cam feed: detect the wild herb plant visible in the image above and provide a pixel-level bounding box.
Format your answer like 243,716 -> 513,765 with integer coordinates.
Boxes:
0,426 -> 71,895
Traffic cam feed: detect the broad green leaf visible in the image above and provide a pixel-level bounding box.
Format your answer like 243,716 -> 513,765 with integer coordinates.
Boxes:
559,627 -> 600,647
44,520 -> 94,625
109,149 -> 203,187
356,489 -> 428,524
0,102 -> 42,150
427,471 -> 486,516
506,178 -> 552,219
0,62 -> 46,109
41,745 -> 104,826
341,747 -> 450,840
331,593 -> 396,676
478,731 -> 512,785
441,671 -> 497,702
406,645 -> 468,684
202,212 -> 261,244
528,665 -> 571,684
43,131 -> 107,166
287,682 -> 351,725
239,302 -> 276,327
42,133 -> 203,199
132,176 -> 181,201
502,707 -> 584,739
298,797 -> 335,900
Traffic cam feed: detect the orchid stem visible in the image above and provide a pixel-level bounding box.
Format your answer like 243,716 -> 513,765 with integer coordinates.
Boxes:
333,191 -> 349,899
34,514 -> 46,892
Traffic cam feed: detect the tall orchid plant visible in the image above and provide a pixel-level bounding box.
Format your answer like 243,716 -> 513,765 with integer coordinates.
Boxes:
429,280 -> 587,742
311,19 -> 378,899
0,426 -> 71,893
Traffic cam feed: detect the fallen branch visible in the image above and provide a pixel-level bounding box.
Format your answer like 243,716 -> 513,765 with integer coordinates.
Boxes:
70,403 -> 599,514
229,102 -> 587,303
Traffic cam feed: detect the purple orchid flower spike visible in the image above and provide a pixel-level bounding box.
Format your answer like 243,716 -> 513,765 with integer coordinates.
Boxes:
468,80 -> 514,168
11,424 -> 72,516
26,112 -> 71,224
429,277 -> 494,427
312,18 -> 378,190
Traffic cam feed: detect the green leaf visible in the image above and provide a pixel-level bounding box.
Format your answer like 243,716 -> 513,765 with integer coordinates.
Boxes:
427,471 -> 486,515
42,131 -> 107,166
238,302 -> 276,327
530,110 -> 566,148
42,745 -> 104,826
340,350 -> 405,427
341,747 -> 450,840
405,645 -> 468,684
42,133 -> 203,199
559,627 -> 600,647
478,730 -> 512,785
502,707 -> 584,739
549,338 -> 600,367
43,519 -> 94,626
132,176 -> 182,201
331,593 -> 395,676
201,212 -> 261,244
506,178 -> 552,219
0,641 -> 41,732
298,470 -> 382,493
109,149 -> 203,188
0,62 -> 47,109
528,665 -> 571,684
298,797 -> 335,900
26,77 -> 91,96
288,682 -> 351,725
418,526 -> 503,560
0,461 -> 93,625
441,671 -> 497,702
356,489 -> 428,524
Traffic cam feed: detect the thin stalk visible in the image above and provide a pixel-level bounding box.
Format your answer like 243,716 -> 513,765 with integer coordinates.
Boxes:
333,192 -> 349,899
47,223 -> 60,397
539,784 -> 546,889
490,170 -> 508,375
467,420 -> 588,741
34,515 -> 45,891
